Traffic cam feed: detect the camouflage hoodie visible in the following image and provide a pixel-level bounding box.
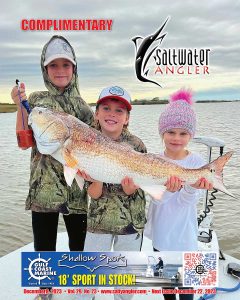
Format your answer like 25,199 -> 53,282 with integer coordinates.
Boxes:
26,35 -> 93,214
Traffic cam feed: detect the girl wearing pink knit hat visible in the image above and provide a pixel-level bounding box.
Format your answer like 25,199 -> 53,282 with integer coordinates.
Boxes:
145,89 -> 213,300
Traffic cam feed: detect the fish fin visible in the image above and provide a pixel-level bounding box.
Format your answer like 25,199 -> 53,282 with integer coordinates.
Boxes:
63,165 -> 78,186
204,151 -> 235,198
62,149 -> 78,168
75,174 -> 84,190
140,185 -> 166,200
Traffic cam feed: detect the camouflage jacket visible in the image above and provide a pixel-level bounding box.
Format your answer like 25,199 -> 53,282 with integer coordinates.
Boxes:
25,35 -> 94,214
87,131 -> 147,235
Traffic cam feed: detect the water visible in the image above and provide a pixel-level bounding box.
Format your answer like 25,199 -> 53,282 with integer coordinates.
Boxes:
0,102 -> 239,259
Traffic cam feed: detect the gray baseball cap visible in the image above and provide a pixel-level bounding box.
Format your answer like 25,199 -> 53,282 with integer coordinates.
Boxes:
44,38 -> 76,66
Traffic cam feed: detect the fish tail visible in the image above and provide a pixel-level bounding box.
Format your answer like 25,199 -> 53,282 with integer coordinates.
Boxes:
205,151 -> 235,198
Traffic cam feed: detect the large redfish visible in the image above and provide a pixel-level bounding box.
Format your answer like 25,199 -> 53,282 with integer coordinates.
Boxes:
28,107 -> 234,199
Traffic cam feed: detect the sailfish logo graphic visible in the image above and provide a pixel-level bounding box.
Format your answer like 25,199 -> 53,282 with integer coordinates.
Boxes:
132,17 -> 169,87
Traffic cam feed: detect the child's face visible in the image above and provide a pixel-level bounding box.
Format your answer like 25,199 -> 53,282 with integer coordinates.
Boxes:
163,128 -> 191,153
95,99 -> 129,139
46,58 -> 74,91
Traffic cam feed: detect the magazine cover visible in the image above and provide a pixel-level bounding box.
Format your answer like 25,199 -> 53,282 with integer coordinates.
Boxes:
0,0 -> 239,299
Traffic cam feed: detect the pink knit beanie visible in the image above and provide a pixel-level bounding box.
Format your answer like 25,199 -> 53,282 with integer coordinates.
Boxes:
158,89 -> 196,137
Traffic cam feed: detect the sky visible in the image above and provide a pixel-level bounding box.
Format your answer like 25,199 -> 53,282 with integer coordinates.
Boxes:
0,0 -> 240,104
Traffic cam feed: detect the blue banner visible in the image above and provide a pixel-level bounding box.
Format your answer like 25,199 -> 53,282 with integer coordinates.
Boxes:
21,251 -> 218,288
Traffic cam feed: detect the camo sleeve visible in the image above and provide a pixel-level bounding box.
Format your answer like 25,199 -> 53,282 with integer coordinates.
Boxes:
73,96 -> 94,126
134,139 -> 147,154
28,92 -> 40,108
125,133 -> 147,154
28,91 -> 52,109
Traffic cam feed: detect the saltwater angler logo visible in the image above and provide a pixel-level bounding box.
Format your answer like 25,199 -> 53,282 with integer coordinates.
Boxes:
132,17 -> 211,87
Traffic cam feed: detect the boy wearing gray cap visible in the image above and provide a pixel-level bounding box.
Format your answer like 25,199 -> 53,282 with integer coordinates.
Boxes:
11,36 -> 93,255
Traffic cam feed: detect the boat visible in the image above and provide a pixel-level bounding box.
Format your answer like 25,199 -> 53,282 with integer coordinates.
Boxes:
0,136 -> 239,299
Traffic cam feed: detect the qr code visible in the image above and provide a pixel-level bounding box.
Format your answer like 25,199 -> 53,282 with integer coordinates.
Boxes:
183,252 -> 218,287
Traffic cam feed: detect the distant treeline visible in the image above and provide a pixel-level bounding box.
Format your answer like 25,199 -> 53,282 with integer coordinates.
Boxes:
0,103 -> 17,113
89,98 -> 239,106
131,98 -> 168,105
0,99 -> 239,113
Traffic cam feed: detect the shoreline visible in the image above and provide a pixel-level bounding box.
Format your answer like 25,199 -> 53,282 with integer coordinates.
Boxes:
0,100 -> 239,113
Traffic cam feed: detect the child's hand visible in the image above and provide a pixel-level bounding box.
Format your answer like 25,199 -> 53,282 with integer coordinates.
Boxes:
11,83 -> 27,106
77,170 -> 98,182
164,176 -> 183,192
121,176 -> 139,195
190,178 -> 213,190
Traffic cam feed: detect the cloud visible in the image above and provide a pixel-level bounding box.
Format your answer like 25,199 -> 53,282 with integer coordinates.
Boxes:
1,0 -> 239,103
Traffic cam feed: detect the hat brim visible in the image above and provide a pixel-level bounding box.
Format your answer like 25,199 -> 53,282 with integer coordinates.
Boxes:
96,96 -> 132,111
44,54 -> 76,66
